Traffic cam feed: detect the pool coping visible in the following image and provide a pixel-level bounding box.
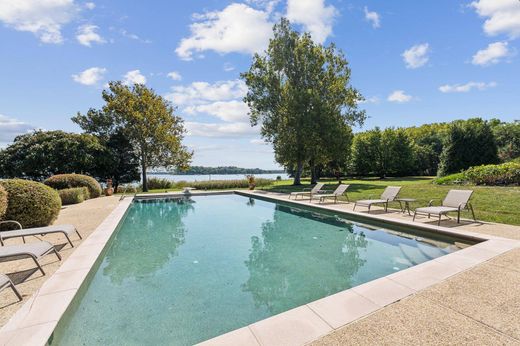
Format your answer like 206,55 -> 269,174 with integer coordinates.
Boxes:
0,190 -> 517,346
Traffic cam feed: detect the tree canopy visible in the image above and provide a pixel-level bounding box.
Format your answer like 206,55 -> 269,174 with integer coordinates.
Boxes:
241,18 -> 365,185
0,130 -> 104,181
76,82 -> 192,191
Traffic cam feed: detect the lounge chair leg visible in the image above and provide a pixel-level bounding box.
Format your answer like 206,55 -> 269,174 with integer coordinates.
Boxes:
54,248 -> 62,261
457,210 -> 460,223
345,193 -> 349,203
10,283 -> 22,301
65,234 -> 74,248
76,229 -> 83,240
398,200 -> 403,212
22,236 -> 26,243
384,203 -> 388,212
32,257 -> 45,275
353,203 -> 356,211
469,203 -> 476,222
438,214 -> 441,226
413,211 -> 417,222
368,205 -> 371,213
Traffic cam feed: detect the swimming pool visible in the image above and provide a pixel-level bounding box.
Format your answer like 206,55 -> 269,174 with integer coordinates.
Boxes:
49,193 -> 472,345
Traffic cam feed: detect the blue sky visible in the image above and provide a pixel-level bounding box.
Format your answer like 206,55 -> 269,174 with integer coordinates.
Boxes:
0,0 -> 519,169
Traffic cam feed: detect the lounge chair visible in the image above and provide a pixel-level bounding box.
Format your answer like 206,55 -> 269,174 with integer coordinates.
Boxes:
0,273 -> 22,301
0,221 -> 82,247
413,189 -> 476,225
289,183 -> 325,200
353,186 -> 402,213
312,184 -> 350,204
0,241 -> 61,275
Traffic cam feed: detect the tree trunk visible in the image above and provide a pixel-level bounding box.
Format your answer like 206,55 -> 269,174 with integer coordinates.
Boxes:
141,162 -> 148,192
293,161 -> 304,185
310,165 -> 318,184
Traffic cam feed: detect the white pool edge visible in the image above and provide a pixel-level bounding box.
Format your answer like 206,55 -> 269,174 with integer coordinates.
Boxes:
0,190 -> 517,346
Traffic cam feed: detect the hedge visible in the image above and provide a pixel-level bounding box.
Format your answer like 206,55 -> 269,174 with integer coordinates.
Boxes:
0,185 -> 7,220
175,178 -> 274,190
464,162 -> 520,185
432,173 -> 466,185
59,187 -> 89,205
0,179 -> 61,228
144,177 -> 174,190
44,174 -> 102,198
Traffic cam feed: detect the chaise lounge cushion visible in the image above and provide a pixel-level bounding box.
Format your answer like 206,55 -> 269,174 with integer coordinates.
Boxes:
415,206 -> 459,215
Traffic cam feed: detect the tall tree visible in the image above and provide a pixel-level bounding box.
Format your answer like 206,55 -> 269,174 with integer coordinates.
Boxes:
438,118 -> 499,176
72,109 -> 140,191
241,18 -> 365,185
0,130 -> 104,180
81,82 -> 192,191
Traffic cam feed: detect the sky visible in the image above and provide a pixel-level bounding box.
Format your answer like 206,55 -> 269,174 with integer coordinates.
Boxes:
0,0 -> 519,169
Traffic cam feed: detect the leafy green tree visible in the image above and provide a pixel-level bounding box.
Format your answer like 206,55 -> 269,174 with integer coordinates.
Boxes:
404,123 -> 449,175
241,18 -> 365,185
72,109 -> 140,191
490,120 -> 520,162
438,118 -> 499,176
0,130 -> 104,181
83,82 -> 192,191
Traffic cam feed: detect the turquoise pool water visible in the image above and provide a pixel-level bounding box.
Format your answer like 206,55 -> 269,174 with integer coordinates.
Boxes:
50,194 -> 468,345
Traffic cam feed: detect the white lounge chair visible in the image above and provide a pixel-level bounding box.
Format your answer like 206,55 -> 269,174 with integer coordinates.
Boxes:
312,184 -> 350,204
413,189 -> 476,225
0,241 -> 61,275
0,221 -> 82,247
353,186 -> 402,213
0,273 -> 22,301
289,183 -> 325,200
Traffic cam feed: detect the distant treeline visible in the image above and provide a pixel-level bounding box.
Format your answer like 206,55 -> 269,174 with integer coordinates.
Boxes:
153,166 -> 285,175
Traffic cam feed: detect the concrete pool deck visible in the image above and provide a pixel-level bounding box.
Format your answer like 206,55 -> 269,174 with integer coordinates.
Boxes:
0,190 -> 519,345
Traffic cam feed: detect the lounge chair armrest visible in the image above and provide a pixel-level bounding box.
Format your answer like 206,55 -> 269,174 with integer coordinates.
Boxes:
0,220 -> 22,230
458,202 -> 467,210
428,198 -> 441,207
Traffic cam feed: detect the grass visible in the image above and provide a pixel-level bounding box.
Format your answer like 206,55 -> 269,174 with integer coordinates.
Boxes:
262,177 -> 520,226
125,176 -> 520,226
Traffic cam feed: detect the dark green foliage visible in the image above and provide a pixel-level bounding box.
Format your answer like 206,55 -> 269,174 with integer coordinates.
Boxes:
490,120 -> 520,162
44,174 -> 102,198
0,130 -> 105,181
58,187 -> 89,205
72,109 -> 140,191
351,127 -> 415,177
464,162 -> 520,185
438,118 -> 499,176
0,185 -> 7,219
0,179 -> 61,228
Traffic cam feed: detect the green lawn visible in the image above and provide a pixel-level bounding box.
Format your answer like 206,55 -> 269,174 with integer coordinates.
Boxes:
261,177 -> 520,226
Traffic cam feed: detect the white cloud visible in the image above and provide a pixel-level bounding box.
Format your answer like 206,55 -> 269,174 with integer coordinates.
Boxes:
0,114 -> 35,144
286,0 -> 337,43
250,138 -> 267,145
72,67 -> 106,85
165,80 -> 247,106
167,71 -> 182,81
175,3 -> 273,60
84,2 -> 95,10
402,43 -> 430,69
123,69 -> 146,85
363,6 -> 380,29
185,121 -> 257,137
0,0 -> 78,44
470,0 -> 520,38
119,29 -> 152,43
387,90 -> 412,103
223,63 -> 235,72
439,81 -> 497,93
472,41 -> 511,65
359,96 -> 380,104
184,100 -> 249,122
76,24 -> 105,46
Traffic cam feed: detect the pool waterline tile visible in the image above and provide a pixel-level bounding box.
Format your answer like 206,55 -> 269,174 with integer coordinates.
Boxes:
1,192 -> 515,346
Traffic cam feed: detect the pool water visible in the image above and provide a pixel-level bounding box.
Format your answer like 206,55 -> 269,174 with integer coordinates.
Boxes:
50,194 -> 467,345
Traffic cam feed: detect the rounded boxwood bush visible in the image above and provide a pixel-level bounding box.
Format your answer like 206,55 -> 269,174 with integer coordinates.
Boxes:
59,187 -> 89,205
0,185 -> 7,220
44,174 -> 101,198
0,179 -> 61,228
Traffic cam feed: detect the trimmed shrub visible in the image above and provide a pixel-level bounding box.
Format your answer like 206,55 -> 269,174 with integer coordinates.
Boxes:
59,187 -> 89,205
44,174 -> 102,198
464,162 -> 520,185
143,177 -> 174,190
432,173 -> 466,185
0,185 -> 7,220
0,179 -> 61,228
177,178 -> 273,190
